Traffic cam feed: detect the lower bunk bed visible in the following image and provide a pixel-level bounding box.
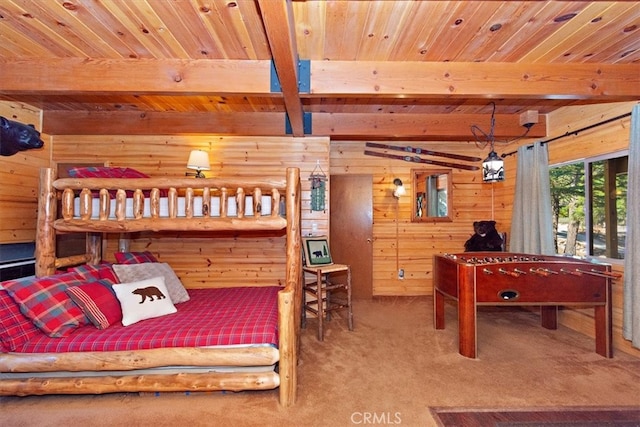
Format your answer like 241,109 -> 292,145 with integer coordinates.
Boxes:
0,167 -> 302,407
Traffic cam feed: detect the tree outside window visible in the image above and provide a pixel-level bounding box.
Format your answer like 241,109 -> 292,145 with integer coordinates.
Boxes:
550,153 -> 627,260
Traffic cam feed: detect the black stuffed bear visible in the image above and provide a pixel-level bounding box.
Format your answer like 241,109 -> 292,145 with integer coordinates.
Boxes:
464,220 -> 504,252
1,116 -> 44,156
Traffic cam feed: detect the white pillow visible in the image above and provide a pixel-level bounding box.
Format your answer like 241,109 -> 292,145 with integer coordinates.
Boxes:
112,262 -> 190,304
112,276 -> 177,326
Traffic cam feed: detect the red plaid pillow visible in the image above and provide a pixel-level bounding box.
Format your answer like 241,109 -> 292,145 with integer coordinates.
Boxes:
68,166 -> 150,179
114,251 -> 159,264
68,263 -> 119,284
66,280 -> 122,329
2,272 -> 90,337
0,288 -> 43,351
67,167 -> 167,198
69,166 -> 149,198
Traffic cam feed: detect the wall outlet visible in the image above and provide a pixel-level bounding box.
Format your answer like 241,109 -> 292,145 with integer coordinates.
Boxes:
398,268 -> 404,280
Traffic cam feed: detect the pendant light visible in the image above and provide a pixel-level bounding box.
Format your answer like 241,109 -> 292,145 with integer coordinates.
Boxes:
472,102 -> 505,183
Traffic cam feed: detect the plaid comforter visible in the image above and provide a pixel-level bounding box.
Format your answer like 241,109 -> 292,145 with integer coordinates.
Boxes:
15,287 -> 280,353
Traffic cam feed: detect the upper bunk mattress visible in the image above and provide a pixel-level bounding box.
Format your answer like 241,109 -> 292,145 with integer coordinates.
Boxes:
13,287 -> 280,354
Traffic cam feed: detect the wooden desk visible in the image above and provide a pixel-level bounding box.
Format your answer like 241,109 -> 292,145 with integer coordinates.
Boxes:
433,252 -> 615,359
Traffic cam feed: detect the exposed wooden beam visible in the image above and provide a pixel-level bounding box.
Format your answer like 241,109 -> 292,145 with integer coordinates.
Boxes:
0,58 -> 271,94
310,62 -> 640,100
1,59 -> 636,100
43,111 -> 287,136
312,113 -> 546,138
257,0 -> 305,136
42,110 -> 545,139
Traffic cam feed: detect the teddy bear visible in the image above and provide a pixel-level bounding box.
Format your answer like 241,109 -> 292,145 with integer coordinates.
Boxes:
464,220 -> 504,252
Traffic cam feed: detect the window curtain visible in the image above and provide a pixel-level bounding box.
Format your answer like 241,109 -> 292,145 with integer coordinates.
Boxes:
509,141 -> 554,255
623,104 -> 640,349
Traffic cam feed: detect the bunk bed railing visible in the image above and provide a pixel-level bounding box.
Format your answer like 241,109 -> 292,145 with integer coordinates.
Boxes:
50,176 -> 287,233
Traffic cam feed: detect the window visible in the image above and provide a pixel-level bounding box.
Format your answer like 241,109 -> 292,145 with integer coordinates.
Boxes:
550,151 -> 628,260
411,169 -> 453,222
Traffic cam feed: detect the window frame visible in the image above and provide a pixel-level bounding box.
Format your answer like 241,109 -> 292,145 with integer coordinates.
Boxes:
550,149 -> 628,264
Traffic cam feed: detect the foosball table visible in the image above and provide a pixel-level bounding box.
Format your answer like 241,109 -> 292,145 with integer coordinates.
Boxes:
433,252 -> 618,359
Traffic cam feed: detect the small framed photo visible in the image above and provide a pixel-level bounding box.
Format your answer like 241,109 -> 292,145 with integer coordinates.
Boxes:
302,236 -> 333,267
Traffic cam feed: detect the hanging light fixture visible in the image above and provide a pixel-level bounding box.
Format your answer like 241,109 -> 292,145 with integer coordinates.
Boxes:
472,102 -> 505,183
185,150 -> 211,178
482,144 -> 504,183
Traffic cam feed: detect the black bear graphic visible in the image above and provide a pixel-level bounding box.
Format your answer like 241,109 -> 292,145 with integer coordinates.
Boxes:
132,286 -> 166,304
313,250 -> 324,258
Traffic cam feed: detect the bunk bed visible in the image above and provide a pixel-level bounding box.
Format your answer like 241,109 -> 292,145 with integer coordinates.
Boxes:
0,167 -> 301,407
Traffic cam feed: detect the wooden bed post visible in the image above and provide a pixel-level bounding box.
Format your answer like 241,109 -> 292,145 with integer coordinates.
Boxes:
278,167 -> 301,407
35,168 -> 57,277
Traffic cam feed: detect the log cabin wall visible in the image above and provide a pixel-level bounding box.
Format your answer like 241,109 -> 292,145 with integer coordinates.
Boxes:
330,100 -> 638,358
330,140 -> 495,296
0,102 -> 50,243
2,99 -> 638,357
49,134 -> 329,289
541,101 -> 637,358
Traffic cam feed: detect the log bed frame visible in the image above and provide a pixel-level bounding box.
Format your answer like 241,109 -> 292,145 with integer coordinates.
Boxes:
0,167 -> 302,407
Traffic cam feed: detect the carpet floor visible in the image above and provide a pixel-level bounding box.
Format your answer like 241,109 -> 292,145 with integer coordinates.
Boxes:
2,297 -> 640,426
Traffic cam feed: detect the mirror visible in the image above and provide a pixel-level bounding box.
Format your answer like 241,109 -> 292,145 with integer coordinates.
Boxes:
412,169 -> 452,222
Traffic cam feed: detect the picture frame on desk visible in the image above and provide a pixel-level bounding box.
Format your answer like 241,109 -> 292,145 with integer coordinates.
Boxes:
302,236 -> 333,267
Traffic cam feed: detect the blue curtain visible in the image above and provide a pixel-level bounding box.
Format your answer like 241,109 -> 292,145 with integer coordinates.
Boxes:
623,104 -> 640,349
510,141 -> 554,255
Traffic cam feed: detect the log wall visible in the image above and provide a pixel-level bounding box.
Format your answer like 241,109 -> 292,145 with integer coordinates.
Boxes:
330,101 -> 637,358
542,101 -> 637,358
1,99 -> 637,357
49,134 -> 329,289
330,140 -> 496,296
0,102 -> 50,243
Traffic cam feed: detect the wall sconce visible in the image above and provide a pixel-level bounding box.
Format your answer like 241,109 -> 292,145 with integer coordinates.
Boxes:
393,178 -> 406,198
482,146 -> 504,183
185,150 -> 210,178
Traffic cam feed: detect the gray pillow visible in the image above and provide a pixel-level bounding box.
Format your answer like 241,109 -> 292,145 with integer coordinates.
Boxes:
112,262 -> 190,304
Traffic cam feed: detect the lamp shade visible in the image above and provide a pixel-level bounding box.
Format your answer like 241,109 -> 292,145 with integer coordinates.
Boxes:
187,150 -> 211,171
482,150 -> 504,183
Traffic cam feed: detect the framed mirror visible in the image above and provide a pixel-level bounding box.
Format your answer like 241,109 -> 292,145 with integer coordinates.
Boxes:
411,169 -> 452,222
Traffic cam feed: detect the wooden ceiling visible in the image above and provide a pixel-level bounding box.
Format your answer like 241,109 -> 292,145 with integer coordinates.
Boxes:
0,0 -> 638,139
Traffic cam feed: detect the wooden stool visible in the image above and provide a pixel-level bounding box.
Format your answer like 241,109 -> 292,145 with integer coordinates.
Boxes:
302,264 -> 354,341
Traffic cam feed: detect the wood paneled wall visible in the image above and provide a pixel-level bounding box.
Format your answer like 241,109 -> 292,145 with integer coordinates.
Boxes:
0,102 -> 50,243
2,99 -> 637,357
492,101 -> 636,357
330,101 -> 637,358
50,134 -> 329,289
330,140 -> 496,296
543,101 -> 637,358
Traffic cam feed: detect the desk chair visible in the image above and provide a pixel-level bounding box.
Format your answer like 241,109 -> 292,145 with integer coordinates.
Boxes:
301,236 -> 354,341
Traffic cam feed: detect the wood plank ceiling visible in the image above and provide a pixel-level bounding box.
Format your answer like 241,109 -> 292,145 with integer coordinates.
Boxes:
0,0 -> 638,140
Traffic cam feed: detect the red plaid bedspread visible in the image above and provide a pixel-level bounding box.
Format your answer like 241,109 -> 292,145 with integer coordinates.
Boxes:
16,287 -> 280,353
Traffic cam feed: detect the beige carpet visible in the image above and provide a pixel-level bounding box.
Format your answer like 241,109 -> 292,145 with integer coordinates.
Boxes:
2,297 -> 640,427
